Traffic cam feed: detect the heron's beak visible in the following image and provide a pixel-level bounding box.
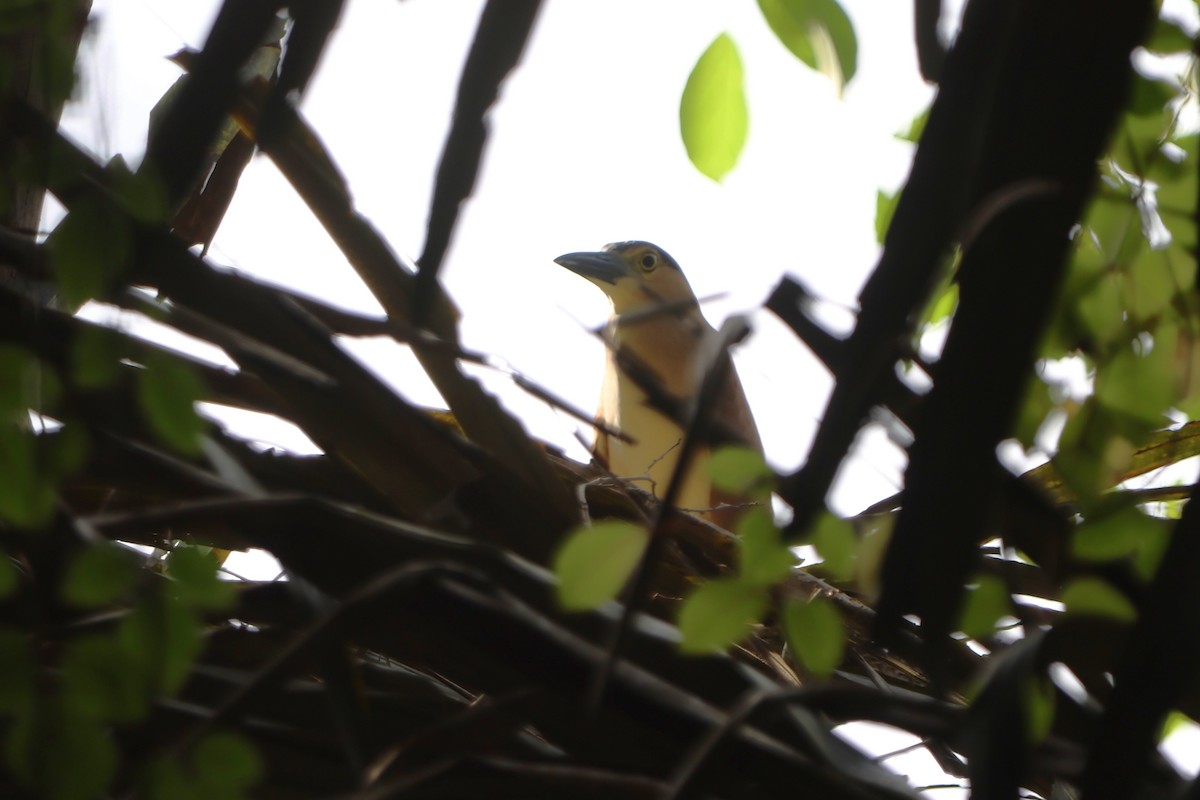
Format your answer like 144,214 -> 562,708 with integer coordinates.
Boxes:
553,250 -> 631,285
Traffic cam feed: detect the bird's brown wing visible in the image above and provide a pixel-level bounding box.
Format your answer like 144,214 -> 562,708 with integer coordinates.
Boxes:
709,359 -> 764,531
713,356 -> 762,454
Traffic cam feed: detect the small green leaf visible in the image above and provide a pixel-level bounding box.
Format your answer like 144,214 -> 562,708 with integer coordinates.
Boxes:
1075,271 -> 1126,347
783,595 -> 845,677
1157,134 -> 1198,227
925,280 -> 959,327
192,732 -> 263,793
62,543 -> 141,608
71,327 -> 123,390
47,424 -> 89,480
0,423 -> 57,528
1024,676 -> 1056,743
6,697 -> 118,800
118,597 -> 203,695
1131,518 -> 1170,581
1127,250 -> 1180,323
1143,17 -> 1195,54
895,107 -> 929,143
756,0 -> 858,92
108,156 -> 170,223
1062,577 -> 1137,622
166,546 -> 235,611
678,578 -> 767,654
46,195 -> 131,310
1128,73 -> 1179,118
145,733 -> 263,800
554,521 -> 649,611
874,188 -> 899,244
737,508 -> 795,585
709,445 -> 774,497
1160,710 -> 1190,740
137,352 -> 205,455
1073,504 -> 1167,563
1052,400 -> 1136,506
61,635 -> 150,723
680,34 -> 748,182
0,345 -> 60,418
1094,335 -> 1175,428
1013,376 -> 1053,451
145,758 -> 197,800
810,512 -> 856,582
957,574 -> 1010,639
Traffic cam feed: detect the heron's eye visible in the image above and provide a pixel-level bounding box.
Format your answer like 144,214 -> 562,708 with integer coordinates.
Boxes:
639,253 -> 658,271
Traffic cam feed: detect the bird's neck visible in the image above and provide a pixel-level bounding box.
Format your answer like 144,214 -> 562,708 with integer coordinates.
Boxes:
605,306 -> 708,397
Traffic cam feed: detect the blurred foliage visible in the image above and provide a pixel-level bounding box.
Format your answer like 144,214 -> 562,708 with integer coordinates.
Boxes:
0,0 -> 1198,798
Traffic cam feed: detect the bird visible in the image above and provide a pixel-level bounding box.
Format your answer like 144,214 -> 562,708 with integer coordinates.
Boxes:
554,241 -> 762,530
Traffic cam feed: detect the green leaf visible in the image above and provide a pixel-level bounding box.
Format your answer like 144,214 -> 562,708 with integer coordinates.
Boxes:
71,326 -> 123,389
1024,675 -> 1056,743
62,543 -> 141,608
137,351 -> 205,455
192,732 -> 263,793
894,107 -> 929,143
0,346 -> 61,422
680,34 -> 748,182
874,188 -> 899,244
1053,400 -> 1138,506
1074,271 -> 1125,347
1062,577 -> 1137,622
0,423 -> 57,528
1126,249 -> 1178,322
45,195 -> 131,310
783,595 -> 845,677
852,512 -> 894,599
756,0 -> 858,92
1131,517 -> 1170,581
1143,17 -> 1195,54
145,733 -> 263,800
957,574 -> 1010,639
1013,376 -> 1053,450
61,635 -> 150,723
118,597 -> 203,695
145,758 -> 198,800
108,156 -> 170,223
554,521 -> 649,611
810,512 -> 856,582
924,280 -> 959,327
1094,335 -> 1175,428
1160,710 -> 1190,740
1128,73 -> 1179,118
47,423 -> 89,480
1073,504 -> 1167,563
0,628 -> 35,715
1156,133 -> 1198,249
166,546 -> 236,611
6,697 -> 118,800
678,578 -> 767,654
1083,186 -> 1140,264
737,508 -> 795,585
709,445 -> 774,497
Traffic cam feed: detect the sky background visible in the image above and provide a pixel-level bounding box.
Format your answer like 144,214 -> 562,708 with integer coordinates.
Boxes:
66,0 -> 945,514
54,0 -> 1200,786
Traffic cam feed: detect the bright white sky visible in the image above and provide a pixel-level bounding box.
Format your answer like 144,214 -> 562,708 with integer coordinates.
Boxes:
56,0 -> 1200,789
65,0 -> 943,516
